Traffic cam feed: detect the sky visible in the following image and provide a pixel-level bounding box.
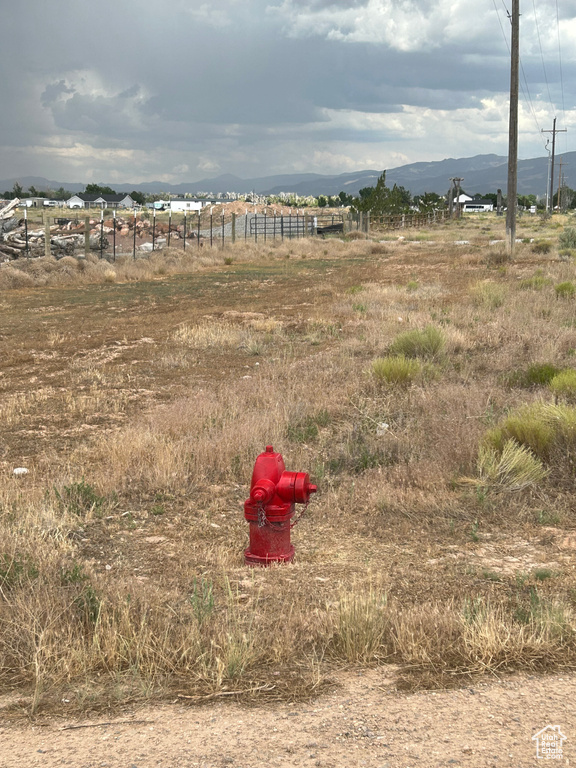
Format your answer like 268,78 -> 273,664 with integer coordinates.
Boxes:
1,0 -> 576,185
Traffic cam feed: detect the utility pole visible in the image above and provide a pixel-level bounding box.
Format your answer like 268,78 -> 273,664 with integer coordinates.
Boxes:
542,118 -> 567,213
557,158 -> 563,212
450,177 -> 463,218
506,0 -> 519,257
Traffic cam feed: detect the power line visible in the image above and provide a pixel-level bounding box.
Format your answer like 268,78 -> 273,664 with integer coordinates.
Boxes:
555,0 -> 568,154
531,0 -> 554,113
492,0 -> 548,151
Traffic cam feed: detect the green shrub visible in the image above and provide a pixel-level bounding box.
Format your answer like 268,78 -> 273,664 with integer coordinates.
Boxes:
0,552 -> 39,590
287,410 -> 330,442
518,273 -> 552,291
470,281 -> 507,308
54,478 -> 108,517
477,439 -> 548,491
555,281 -> 576,299
506,363 -> 561,388
532,240 -> 552,254
388,325 -> 445,359
559,227 -> 576,250
372,355 -> 421,386
485,402 -> 576,462
549,369 -> 576,401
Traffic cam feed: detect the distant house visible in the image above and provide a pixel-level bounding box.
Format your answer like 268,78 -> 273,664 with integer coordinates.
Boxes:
462,199 -> 494,213
67,193 -> 134,209
169,198 -> 218,213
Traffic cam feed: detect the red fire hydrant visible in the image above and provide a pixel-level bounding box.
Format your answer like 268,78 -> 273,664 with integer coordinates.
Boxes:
244,445 -> 317,566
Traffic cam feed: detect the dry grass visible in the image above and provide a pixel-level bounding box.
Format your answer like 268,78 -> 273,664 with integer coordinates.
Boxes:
2,213 -> 576,715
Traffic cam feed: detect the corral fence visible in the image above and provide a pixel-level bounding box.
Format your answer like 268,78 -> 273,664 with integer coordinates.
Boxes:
7,207 -> 449,262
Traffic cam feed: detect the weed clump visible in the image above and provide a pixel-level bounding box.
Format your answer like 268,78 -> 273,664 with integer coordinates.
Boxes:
559,227 -> 576,250
506,363 -> 561,389
476,439 -> 548,491
471,280 -> 508,308
54,478 -> 108,518
485,402 -> 576,465
388,325 -> 445,359
555,281 -> 576,299
372,355 -> 421,386
549,369 -> 576,402
518,271 -> 551,291
532,240 -> 552,255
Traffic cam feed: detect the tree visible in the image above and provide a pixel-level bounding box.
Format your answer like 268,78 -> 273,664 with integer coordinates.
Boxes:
354,172 -> 411,215
85,184 -> 116,195
53,187 -> 72,201
317,195 -> 328,208
414,191 -> 444,212
28,185 -> 47,198
12,182 -> 23,199
130,190 -> 146,205
338,191 -> 355,206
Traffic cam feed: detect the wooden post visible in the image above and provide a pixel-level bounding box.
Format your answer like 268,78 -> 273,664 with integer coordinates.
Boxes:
84,216 -> 90,259
231,212 -> 236,244
506,0 -> 519,255
44,212 -> 51,259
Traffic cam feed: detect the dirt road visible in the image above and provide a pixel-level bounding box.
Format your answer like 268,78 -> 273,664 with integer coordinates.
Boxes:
2,670 -> 573,767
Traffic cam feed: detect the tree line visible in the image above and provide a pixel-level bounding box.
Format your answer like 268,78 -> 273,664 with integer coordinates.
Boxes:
4,174 -> 575,211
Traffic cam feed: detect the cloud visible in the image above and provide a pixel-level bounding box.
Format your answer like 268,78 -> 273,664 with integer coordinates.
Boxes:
0,0 -> 575,185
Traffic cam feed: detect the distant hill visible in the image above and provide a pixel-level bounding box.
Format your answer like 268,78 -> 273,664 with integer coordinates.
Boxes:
1,152 -> 571,199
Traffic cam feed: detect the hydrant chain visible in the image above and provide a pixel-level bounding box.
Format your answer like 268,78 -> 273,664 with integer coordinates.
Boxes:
257,500 -> 267,528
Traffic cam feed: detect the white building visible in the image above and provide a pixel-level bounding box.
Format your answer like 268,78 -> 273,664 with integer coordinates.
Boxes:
462,199 -> 494,212
168,198 -> 218,213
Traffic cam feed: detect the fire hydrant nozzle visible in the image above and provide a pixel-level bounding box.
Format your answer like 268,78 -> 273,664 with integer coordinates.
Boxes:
244,445 -> 317,566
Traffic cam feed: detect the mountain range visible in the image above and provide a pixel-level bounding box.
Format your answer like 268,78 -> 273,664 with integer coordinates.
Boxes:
1,152 -> 571,199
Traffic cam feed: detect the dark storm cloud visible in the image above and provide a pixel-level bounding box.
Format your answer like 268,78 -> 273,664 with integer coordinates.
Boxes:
0,0 -> 574,182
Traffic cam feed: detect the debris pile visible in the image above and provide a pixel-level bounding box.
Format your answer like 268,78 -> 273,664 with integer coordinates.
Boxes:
0,200 -> 112,259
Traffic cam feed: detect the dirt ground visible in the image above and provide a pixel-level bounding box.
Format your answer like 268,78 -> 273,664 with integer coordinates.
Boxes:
1,669 -> 574,767
2,223 -> 576,765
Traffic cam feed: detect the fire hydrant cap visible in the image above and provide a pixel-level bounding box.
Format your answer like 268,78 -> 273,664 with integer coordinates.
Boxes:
265,445 -> 274,453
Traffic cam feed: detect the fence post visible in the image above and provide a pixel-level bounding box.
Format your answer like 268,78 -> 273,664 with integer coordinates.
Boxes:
24,208 -> 29,257
113,210 -> 116,261
210,214 -> 213,247
255,213 -> 258,243
183,212 -> 187,251
197,212 -> 201,247
99,211 -> 104,259
44,212 -> 51,259
152,209 -> 156,251
133,210 -> 137,259
231,212 -> 236,244
84,216 -> 90,259
304,214 -> 309,238
222,214 -> 225,247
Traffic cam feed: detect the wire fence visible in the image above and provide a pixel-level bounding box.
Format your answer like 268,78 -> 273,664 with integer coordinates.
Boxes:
4,208 -> 449,261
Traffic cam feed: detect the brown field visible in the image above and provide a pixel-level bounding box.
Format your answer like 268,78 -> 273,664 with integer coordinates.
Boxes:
1,212 -> 576,718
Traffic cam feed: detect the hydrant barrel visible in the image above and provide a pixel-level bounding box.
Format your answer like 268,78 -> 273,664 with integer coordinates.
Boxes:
244,445 -> 316,566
